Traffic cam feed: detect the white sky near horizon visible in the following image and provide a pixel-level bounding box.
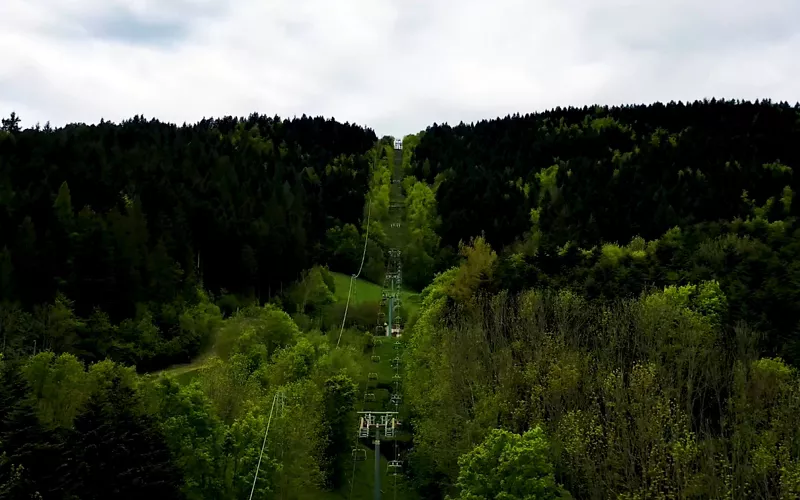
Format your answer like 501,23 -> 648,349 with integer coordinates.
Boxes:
1,0 -> 799,137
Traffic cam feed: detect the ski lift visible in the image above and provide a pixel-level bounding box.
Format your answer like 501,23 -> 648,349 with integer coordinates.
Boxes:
368,372 -> 378,380
384,419 -> 396,438
393,373 -> 401,380
388,460 -> 403,475
352,448 -> 367,461
365,393 -> 376,402
375,325 -> 384,335
358,418 -> 369,437
390,393 -> 402,405
375,338 -> 383,346
392,357 -> 401,366
371,355 -> 380,363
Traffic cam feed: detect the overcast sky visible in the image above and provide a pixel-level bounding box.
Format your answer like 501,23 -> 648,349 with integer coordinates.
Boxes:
1,0 -> 799,137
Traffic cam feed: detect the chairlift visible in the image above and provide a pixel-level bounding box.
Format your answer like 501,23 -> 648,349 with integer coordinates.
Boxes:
387,460 -> 403,475
358,418 -> 369,437
393,373 -> 401,380
368,372 -> 378,380
371,355 -> 380,363
392,357 -> 401,366
365,393 -> 376,402
352,448 -> 367,461
390,393 -> 402,404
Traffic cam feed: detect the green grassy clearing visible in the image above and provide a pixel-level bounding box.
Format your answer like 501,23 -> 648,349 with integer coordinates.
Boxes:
331,272 -> 421,318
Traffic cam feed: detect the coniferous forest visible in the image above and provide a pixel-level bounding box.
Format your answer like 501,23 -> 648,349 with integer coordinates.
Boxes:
2,99 -> 800,500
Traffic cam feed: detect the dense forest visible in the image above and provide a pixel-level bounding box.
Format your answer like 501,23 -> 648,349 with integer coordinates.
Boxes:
409,99 -> 800,364
3,99 -> 800,499
0,113 -> 376,370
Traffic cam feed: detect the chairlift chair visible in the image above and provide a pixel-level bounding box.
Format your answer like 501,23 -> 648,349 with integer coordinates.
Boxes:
368,372 -> 378,380
390,393 -> 402,404
365,393 -> 376,402
393,373 -> 401,380
352,448 -> 367,461
387,460 -> 403,475
371,355 -> 380,363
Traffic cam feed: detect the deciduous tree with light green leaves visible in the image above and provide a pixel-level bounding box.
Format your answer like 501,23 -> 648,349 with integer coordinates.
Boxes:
451,427 -> 570,500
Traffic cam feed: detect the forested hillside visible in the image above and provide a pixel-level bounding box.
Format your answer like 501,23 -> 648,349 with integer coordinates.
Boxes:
3,99 -> 800,500
397,99 -> 800,499
409,99 -> 800,363
0,113 -> 376,369
0,129 -> 399,499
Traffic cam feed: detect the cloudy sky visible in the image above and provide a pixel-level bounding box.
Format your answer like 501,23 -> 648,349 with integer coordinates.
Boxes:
1,0 -> 799,137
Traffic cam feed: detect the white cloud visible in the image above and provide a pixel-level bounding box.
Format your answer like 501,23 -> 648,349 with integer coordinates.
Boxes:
1,0 -> 799,137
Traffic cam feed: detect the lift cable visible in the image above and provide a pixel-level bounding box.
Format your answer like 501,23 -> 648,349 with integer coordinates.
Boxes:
248,391 -> 283,500
337,199 -> 371,348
